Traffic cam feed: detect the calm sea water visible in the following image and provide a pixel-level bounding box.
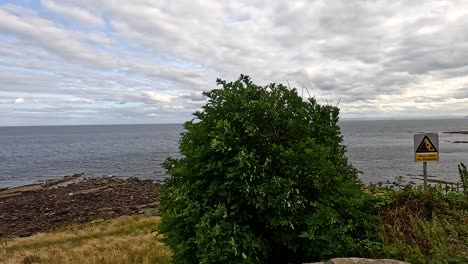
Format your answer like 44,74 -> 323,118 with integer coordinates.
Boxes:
340,119 -> 468,184
0,119 -> 467,188
0,124 -> 183,188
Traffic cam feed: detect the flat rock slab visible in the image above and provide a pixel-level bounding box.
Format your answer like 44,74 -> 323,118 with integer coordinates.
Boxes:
0,177 -> 160,239
0,172 -> 85,198
443,131 -> 468,134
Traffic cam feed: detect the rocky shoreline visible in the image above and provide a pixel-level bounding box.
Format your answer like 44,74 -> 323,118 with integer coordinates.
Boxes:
0,175 -> 160,239
443,131 -> 468,134
442,131 -> 468,143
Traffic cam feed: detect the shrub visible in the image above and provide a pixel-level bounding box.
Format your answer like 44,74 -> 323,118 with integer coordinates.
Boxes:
159,75 -> 380,263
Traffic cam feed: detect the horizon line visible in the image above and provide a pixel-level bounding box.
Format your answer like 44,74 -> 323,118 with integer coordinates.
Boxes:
0,116 -> 466,127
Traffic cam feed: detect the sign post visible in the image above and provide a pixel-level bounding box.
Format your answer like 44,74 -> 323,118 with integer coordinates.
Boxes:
414,133 -> 439,189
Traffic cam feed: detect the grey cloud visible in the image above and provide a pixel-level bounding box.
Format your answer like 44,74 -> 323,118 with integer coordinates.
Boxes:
0,72 -> 59,93
124,60 -> 209,89
413,96 -> 447,103
384,13 -> 468,75
0,8 -> 115,68
181,93 -> 205,102
2,0 -> 468,125
452,88 -> 468,99
0,102 -> 191,125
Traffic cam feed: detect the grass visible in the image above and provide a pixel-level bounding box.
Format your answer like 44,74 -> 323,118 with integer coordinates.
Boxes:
0,215 -> 172,264
376,186 -> 468,264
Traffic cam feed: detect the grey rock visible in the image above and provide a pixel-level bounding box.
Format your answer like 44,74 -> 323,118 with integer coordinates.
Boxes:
304,258 -> 409,264
328,258 -> 409,264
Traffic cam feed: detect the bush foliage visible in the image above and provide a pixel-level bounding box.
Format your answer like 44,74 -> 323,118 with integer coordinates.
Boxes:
159,75 -> 380,263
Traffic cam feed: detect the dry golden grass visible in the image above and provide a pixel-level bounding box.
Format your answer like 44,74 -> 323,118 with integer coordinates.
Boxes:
0,216 -> 172,264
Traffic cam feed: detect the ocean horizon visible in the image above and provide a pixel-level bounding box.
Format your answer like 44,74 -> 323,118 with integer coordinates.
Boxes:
1,118 -> 467,188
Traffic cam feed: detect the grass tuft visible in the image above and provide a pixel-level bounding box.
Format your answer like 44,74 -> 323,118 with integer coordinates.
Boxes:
0,215 -> 172,264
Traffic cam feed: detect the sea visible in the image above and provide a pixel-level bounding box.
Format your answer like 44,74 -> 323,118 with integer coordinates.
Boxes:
0,119 -> 467,188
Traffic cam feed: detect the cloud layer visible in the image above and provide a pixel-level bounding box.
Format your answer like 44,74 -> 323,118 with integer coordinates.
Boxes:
1,0 -> 467,125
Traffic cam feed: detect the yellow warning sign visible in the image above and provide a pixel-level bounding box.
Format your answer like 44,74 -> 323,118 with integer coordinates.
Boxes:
414,133 -> 439,162
415,153 -> 439,162
416,136 -> 438,153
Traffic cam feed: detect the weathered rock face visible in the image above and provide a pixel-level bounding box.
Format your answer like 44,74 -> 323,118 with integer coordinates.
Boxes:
305,258 -> 409,264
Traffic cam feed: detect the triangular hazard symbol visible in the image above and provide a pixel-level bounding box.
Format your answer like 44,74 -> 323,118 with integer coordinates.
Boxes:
416,136 -> 438,153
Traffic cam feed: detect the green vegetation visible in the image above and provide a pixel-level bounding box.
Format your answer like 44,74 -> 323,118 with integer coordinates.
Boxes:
0,216 -> 172,264
458,163 -> 468,197
374,184 -> 468,264
4,183 -> 465,264
159,75 -> 381,263
363,163 -> 468,264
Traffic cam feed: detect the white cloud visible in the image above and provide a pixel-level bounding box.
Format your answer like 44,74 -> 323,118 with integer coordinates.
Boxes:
64,98 -> 95,104
0,0 -> 467,125
15,97 -> 24,104
143,92 -> 174,103
41,0 -> 104,27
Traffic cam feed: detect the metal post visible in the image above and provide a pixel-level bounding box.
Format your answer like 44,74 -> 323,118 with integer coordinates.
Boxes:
423,162 -> 427,189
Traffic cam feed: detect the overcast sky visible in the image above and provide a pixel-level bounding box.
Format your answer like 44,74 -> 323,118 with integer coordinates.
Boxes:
1,0 -> 467,126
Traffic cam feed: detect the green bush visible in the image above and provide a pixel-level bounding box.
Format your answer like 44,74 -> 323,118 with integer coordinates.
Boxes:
159,75 -> 381,263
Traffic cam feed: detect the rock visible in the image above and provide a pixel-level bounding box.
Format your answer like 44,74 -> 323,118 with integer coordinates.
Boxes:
18,232 -> 32,238
327,258 -> 408,264
443,131 -> 468,134
0,177 -> 160,238
42,172 -> 85,187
